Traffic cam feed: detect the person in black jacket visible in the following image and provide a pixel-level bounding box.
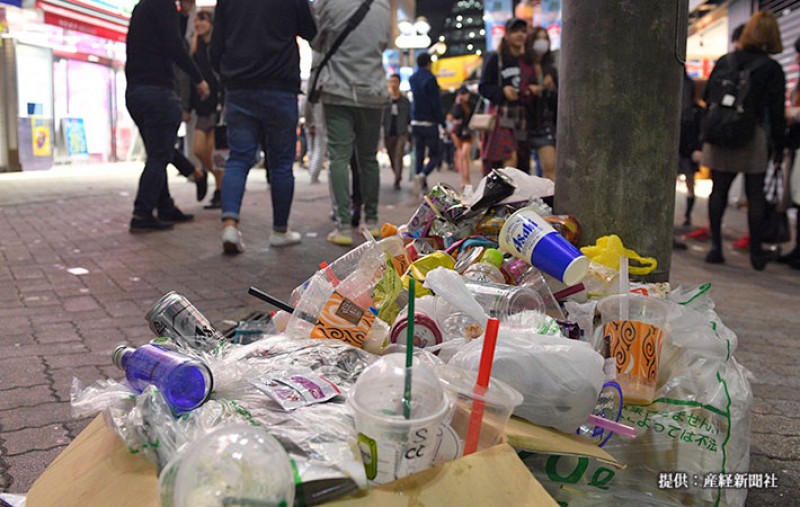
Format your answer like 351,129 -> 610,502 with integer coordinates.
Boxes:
210,0 -> 316,253
125,0 -> 209,233
382,74 -> 411,190
678,68 -> 702,228
701,11 -> 786,271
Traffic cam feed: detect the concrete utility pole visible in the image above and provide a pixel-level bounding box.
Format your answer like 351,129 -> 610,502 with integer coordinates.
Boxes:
555,0 -> 688,282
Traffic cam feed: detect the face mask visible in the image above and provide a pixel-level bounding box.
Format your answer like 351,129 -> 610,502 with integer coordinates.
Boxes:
533,39 -> 550,55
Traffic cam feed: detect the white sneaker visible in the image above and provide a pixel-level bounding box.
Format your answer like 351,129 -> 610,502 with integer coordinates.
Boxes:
327,227 -> 354,246
222,225 -> 245,254
363,220 -> 381,238
270,230 -> 302,247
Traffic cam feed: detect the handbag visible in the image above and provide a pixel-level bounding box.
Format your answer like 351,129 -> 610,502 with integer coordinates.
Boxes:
307,0 -> 374,103
468,100 -> 496,132
469,51 -> 505,132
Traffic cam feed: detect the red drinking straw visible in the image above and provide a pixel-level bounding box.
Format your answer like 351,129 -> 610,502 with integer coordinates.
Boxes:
463,318 -> 500,456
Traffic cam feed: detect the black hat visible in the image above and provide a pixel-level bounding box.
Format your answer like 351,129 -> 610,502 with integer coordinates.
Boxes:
457,85 -> 470,95
505,17 -> 528,33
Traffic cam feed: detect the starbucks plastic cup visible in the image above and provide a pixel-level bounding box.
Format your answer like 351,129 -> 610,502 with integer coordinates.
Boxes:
499,207 -> 589,286
159,424 -> 294,507
348,354 -> 451,485
596,294 -> 668,405
435,365 -> 523,456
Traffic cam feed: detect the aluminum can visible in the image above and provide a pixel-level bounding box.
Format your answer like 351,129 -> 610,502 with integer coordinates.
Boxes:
145,291 -> 223,352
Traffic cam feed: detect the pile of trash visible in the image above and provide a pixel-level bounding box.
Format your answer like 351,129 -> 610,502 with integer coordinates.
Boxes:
72,168 -> 753,507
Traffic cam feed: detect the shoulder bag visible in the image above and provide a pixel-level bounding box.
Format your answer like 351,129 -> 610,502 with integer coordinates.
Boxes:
468,52 -> 503,132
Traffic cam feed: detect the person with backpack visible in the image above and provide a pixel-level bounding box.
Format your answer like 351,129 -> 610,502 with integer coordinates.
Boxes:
700,11 -> 786,271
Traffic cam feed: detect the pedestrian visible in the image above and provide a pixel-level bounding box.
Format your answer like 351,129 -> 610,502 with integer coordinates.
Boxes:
701,10 -> 786,271
210,0 -> 316,253
778,35 -> 800,269
520,25 -> 557,179
478,17 -> 528,177
678,67 -> 702,228
191,10 -> 223,209
305,57 -> 328,185
447,86 -> 475,189
310,0 -> 391,247
409,52 -> 446,194
125,0 -> 210,233
382,73 -> 411,190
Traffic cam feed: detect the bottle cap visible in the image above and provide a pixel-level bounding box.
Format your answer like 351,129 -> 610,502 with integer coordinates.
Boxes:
380,223 -> 398,238
482,248 -> 504,269
111,345 -> 133,370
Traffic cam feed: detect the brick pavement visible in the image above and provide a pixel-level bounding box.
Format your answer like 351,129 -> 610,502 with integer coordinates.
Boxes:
0,163 -> 798,506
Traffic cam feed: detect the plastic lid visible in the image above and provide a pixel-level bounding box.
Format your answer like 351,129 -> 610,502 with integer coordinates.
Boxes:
159,424 -> 295,507
349,353 -> 447,423
435,365 -> 523,409
482,248 -> 504,269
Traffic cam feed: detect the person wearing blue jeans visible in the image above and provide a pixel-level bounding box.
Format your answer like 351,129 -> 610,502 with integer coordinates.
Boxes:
412,125 -> 442,189
220,90 -> 298,248
124,0 -> 209,233
210,0 -> 316,253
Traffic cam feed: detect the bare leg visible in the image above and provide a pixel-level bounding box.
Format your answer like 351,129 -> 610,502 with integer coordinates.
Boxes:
537,145 -> 556,180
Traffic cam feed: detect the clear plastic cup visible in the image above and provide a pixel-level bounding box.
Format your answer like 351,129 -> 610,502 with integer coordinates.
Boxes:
435,365 -> 523,456
159,424 -> 294,507
348,354 -> 451,485
596,294 -> 668,405
463,279 -> 545,319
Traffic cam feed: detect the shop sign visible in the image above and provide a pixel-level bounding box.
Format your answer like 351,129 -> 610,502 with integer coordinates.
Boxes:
62,117 -> 89,157
31,117 -> 53,157
0,1 -> 23,8
69,0 -> 135,19
484,0 -> 513,51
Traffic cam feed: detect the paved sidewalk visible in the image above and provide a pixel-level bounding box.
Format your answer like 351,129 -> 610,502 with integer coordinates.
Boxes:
0,163 -> 798,506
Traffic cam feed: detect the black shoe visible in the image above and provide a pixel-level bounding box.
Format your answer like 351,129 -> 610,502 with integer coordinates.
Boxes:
705,249 -> 725,264
159,207 -> 194,223
129,215 -> 174,233
750,249 -> 779,271
672,239 -> 688,250
204,189 -> 222,209
195,171 -> 208,201
777,248 -> 800,264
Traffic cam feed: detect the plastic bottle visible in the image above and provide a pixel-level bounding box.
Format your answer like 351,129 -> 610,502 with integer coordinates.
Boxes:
504,258 -> 564,319
462,248 -> 505,284
112,344 -> 213,412
377,234 -> 411,276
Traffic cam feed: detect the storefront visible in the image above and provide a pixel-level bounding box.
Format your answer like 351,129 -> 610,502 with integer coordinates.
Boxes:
0,0 -> 130,171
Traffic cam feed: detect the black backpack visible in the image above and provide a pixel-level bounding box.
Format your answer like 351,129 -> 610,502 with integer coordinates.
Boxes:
701,54 -> 770,148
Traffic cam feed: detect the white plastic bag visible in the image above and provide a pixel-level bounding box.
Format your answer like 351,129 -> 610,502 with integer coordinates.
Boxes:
448,328 -> 605,433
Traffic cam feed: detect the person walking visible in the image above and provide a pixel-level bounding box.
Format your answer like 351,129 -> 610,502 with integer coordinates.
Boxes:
447,86 -> 475,189
310,0 -> 391,247
779,35 -> 800,269
210,0 -> 316,253
409,52 -> 446,194
191,10 -> 223,209
478,17 -> 528,177
701,10 -> 786,271
520,25 -> 557,179
125,0 -> 210,233
382,73 -> 411,190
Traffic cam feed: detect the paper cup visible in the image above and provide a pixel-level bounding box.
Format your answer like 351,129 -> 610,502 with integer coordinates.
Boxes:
435,365 -> 523,456
596,294 -> 668,405
499,207 -> 589,286
348,354 -> 451,485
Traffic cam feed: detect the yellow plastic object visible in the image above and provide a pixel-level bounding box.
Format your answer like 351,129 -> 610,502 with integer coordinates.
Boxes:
401,251 -> 456,296
580,235 -> 657,276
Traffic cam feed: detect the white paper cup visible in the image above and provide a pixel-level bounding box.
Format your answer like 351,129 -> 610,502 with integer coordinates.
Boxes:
499,207 -> 589,286
348,354 -> 451,485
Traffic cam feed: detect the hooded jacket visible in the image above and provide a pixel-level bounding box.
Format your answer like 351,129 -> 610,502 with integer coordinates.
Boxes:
311,0 -> 390,108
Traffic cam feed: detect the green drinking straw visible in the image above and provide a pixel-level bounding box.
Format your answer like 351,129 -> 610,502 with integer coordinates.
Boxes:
403,278 -> 416,419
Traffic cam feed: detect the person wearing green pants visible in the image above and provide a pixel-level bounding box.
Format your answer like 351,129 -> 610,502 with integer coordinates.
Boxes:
310,0 -> 391,246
